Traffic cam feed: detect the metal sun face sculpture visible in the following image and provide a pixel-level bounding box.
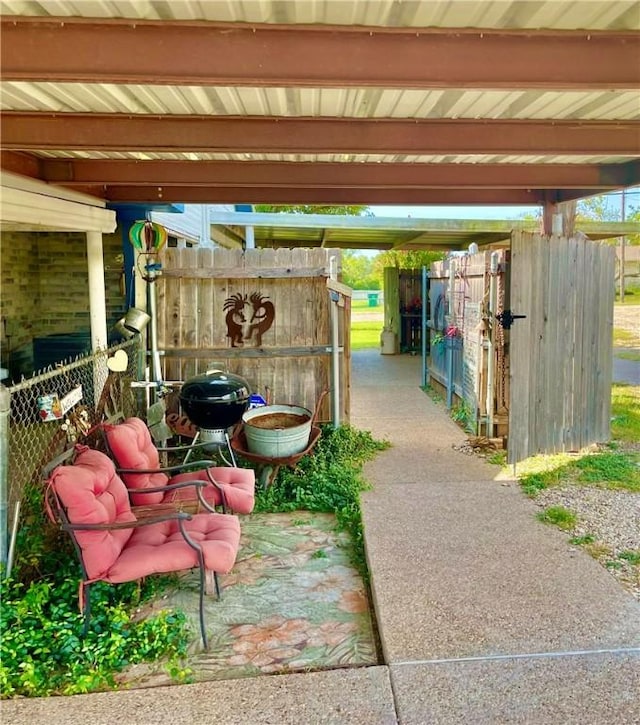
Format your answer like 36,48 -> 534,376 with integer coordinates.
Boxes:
224,292 -> 275,347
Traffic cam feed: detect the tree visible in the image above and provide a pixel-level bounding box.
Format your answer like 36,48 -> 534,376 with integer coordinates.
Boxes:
341,251 -> 379,289
374,249 -> 444,273
254,204 -> 371,216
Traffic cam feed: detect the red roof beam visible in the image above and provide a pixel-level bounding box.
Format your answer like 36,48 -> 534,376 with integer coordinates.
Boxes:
1,19 -> 638,90
98,185 -> 549,205
40,159 -> 639,190
3,114 -> 639,156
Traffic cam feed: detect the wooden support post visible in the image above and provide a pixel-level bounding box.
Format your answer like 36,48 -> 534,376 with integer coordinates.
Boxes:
542,198 -> 577,236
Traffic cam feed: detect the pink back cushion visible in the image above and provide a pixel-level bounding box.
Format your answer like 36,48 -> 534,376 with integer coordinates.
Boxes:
104,417 -> 168,505
50,447 -> 136,580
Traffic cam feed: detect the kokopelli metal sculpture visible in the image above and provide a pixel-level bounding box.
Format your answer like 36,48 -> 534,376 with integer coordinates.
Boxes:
223,293 -> 247,347
246,292 -> 275,347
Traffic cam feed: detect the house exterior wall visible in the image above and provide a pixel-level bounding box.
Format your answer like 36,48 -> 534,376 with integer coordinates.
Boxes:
150,204 -> 236,248
0,229 -> 125,380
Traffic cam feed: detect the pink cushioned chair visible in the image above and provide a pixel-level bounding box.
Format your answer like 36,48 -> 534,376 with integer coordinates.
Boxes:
44,445 -> 241,649
103,417 -> 255,515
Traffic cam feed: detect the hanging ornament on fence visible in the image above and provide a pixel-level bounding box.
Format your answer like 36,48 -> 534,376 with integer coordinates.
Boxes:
128,220 -> 168,254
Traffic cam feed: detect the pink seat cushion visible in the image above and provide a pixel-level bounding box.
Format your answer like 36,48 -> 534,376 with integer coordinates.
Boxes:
170,467 -> 255,515
50,447 -> 241,584
50,447 -> 136,580
105,417 -> 255,513
108,513 -> 241,582
104,417 -> 169,505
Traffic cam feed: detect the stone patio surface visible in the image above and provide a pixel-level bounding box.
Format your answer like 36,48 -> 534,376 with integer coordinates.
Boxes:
3,349 -> 639,724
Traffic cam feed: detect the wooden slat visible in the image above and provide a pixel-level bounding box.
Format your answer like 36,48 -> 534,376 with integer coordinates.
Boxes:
162,346 -> 337,358
162,266 -> 329,279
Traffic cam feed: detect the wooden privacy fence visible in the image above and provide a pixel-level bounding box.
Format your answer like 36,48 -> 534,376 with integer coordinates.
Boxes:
155,248 -> 348,423
427,234 -> 615,462
428,251 -> 509,438
508,232 -> 614,463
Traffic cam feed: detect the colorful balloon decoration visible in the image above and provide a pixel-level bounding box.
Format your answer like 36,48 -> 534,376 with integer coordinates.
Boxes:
128,220 -> 168,254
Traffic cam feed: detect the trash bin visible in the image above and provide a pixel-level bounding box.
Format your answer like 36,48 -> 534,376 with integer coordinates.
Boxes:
367,292 -> 379,307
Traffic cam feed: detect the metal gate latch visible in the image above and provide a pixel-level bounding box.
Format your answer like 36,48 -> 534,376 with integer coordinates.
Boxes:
495,310 -> 527,329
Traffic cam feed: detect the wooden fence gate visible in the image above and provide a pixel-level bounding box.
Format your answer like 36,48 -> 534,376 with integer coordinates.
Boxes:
507,231 -> 615,463
155,247 -> 349,423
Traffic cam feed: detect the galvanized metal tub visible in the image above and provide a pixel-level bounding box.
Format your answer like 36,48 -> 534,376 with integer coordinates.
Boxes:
242,404 -> 312,458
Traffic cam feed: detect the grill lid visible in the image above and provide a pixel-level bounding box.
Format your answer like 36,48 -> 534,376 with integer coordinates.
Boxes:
180,369 -> 250,404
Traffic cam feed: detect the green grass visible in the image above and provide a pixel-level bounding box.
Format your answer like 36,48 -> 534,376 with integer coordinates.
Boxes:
615,349 -> 640,361
536,506 -> 577,530
351,300 -> 383,312
614,291 -> 640,305
618,550 -> 640,566
613,327 -> 640,347
569,534 -> 596,546
520,450 -> 640,496
611,384 -> 640,442
516,383 -> 640,498
350,321 -> 383,350
575,451 -> 640,489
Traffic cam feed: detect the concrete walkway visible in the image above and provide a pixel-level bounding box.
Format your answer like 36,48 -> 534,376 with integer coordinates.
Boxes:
3,350 -> 639,724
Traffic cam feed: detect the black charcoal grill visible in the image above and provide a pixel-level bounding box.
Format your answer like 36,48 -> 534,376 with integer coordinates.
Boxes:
179,369 -> 250,464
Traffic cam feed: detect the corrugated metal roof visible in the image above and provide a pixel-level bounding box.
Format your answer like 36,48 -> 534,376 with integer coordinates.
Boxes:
2,83 -> 638,121
209,211 -> 640,251
1,0 -> 638,30
1,1 -> 637,207
29,150 -> 635,165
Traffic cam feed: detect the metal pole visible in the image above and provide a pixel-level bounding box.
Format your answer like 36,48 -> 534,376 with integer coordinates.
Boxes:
147,266 -> 163,387
329,255 -> 340,428
486,252 -> 500,437
0,384 -> 10,569
620,190 -> 626,303
421,265 -> 428,388
446,258 -> 456,409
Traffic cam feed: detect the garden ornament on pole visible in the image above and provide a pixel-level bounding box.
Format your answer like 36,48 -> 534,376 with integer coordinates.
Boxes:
128,220 -> 167,388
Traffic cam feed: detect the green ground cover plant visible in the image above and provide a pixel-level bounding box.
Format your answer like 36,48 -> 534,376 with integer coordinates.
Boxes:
1,470 -> 195,699
536,506 -> 577,530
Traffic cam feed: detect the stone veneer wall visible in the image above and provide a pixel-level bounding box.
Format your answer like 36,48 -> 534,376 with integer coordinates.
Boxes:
1,228 -> 125,379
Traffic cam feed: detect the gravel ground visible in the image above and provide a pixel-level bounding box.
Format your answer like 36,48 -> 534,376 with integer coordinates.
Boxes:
533,485 -> 640,601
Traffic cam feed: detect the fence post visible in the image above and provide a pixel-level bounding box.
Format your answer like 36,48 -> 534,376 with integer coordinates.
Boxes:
0,383 -> 10,568
421,266 -> 428,388
446,259 -> 456,409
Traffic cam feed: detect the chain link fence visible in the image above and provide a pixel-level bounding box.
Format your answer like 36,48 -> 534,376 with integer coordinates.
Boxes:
3,338 -> 141,530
